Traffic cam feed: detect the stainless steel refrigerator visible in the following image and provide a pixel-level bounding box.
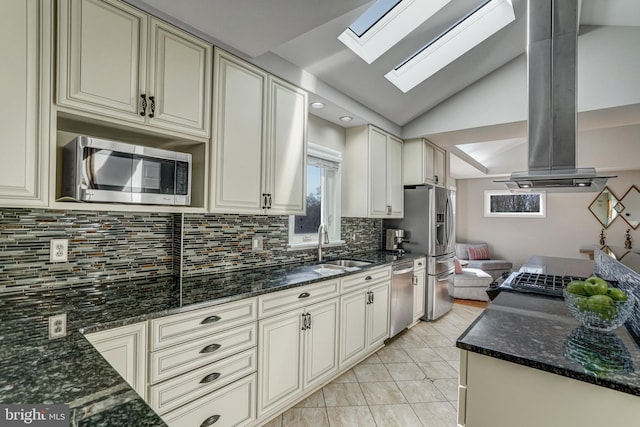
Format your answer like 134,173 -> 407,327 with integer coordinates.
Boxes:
384,185 -> 455,320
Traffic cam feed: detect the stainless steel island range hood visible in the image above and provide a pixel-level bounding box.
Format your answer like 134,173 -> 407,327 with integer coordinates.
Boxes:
497,0 -> 615,192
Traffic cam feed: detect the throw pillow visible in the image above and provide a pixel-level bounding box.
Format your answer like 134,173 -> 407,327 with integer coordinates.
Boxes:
467,245 -> 490,260
454,257 -> 463,274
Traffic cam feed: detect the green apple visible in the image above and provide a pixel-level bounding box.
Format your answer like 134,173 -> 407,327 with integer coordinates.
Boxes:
583,276 -> 609,296
566,280 -> 588,296
587,294 -> 617,320
606,287 -> 628,302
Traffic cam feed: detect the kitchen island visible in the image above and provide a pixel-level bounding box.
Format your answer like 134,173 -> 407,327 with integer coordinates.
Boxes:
0,251 -> 418,426
456,255 -> 640,426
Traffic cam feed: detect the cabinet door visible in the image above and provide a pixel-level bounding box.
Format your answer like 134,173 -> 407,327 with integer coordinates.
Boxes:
265,77 -> 307,214
147,19 -> 212,137
369,127 -> 389,217
434,146 -> 445,186
339,290 -> 368,368
57,0 -> 147,122
257,310 -> 303,415
0,0 -> 49,206
303,299 -> 339,389
85,322 -> 147,399
368,281 -> 390,348
211,49 -> 266,213
387,135 -> 403,217
413,270 -> 426,322
424,141 -> 436,183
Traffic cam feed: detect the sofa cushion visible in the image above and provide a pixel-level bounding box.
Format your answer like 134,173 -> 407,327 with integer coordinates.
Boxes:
466,260 -> 513,271
454,257 -> 463,274
456,243 -> 489,260
467,245 -> 490,260
454,267 -> 493,287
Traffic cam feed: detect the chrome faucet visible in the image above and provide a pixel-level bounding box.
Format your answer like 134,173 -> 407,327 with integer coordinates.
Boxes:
317,223 -> 329,262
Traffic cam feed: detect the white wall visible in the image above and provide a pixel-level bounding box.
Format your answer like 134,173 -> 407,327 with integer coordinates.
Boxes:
456,170 -> 640,269
307,114 -> 346,154
404,26 -> 640,139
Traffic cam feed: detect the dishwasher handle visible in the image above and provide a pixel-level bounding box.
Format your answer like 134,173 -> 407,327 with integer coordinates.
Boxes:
393,266 -> 414,276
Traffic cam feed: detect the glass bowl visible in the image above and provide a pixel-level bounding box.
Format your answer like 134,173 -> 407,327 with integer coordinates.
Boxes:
563,289 -> 636,332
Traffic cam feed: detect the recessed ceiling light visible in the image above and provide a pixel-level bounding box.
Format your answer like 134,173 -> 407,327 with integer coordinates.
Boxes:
339,116 -> 353,122
310,102 -> 325,109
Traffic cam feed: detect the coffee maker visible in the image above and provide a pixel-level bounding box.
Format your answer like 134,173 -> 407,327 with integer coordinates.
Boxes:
385,229 -> 405,253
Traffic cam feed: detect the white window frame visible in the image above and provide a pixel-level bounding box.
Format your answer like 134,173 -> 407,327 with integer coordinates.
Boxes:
288,143 -> 343,249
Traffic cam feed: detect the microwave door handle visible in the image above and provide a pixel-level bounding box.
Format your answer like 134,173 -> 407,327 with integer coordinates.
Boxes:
85,149 -> 95,189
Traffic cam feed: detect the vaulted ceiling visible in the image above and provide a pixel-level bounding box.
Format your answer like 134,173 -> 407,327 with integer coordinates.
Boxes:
127,0 -> 640,179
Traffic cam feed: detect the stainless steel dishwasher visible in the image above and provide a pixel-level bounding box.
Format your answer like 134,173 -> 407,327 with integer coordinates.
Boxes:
389,260 -> 415,338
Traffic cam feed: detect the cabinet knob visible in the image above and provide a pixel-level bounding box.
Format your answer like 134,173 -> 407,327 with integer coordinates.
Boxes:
200,315 -> 221,324
148,96 -> 156,118
200,372 -> 221,384
200,343 -> 221,354
140,94 -> 147,116
200,415 -> 220,427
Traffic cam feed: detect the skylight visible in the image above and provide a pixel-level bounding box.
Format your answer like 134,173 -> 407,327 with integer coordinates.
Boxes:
385,0 -> 515,92
338,0 -> 451,64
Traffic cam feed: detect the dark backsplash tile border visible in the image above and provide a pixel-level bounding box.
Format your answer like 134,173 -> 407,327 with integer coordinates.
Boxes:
0,208 -> 382,293
594,249 -> 640,346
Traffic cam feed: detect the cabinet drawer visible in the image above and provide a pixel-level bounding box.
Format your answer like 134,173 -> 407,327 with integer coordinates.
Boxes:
258,279 -> 339,318
150,323 -> 256,383
162,373 -> 256,427
414,257 -> 426,272
149,348 -> 256,415
340,266 -> 391,293
150,297 -> 257,350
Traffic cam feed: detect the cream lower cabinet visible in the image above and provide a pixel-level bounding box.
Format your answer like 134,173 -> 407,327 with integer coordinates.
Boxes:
0,0 -> 50,207
57,0 -> 212,138
339,281 -> 391,368
458,350 -> 640,427
257,298 -> 339,417
211,48 -> 307,215
85,322 -> 147,399
413,257 -> 427,322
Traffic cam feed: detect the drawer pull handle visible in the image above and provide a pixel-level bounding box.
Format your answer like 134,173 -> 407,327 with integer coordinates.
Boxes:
298,292 -> 310,298
200,372 -> 221,384
365,276 -> 372,280
201,415 -> 220,427
201,315 -> 221,324
200,343 -> 221,354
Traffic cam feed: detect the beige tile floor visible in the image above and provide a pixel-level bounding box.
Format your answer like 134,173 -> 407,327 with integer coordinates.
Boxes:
262,302 -> 484,427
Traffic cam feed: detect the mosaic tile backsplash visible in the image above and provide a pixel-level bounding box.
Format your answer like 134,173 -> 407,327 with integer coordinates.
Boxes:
594,249 -> 640,346
0,208 -> 382,292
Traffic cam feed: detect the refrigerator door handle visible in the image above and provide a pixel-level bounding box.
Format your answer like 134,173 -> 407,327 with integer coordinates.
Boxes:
436,270 -> 455,281
436,254 -> 455,263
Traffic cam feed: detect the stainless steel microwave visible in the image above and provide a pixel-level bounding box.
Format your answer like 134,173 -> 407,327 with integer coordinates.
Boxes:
61,136 -> 191,206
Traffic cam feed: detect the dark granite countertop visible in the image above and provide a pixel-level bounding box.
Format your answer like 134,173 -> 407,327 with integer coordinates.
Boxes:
0,250 -> 419,426
457,291 -> 640,396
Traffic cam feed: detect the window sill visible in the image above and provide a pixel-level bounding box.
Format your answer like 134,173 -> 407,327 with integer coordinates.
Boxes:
287,240 -> 346,252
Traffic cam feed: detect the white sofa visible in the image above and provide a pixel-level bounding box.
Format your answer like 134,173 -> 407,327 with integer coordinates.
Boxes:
455,242 -> 512,280
448,267 -> 492,301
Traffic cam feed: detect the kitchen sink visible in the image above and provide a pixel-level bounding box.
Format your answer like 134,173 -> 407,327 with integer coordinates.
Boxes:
323,259 -> 372,268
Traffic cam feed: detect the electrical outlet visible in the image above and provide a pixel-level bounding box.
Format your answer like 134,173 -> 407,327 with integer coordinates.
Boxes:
252,236 -> 264,251
48,313 -> 67,339
50,239 -> 68,262
350,232 -> 357,242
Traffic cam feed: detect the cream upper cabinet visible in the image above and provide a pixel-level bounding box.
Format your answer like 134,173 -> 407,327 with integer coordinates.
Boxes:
85,322 -> 147,399
403,138 -> 447,187
57,0 -> 212,138
265,77 -> 307,214
343,125 -> 403,218
211,48 -> 307,215
0,0 -> 50,207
